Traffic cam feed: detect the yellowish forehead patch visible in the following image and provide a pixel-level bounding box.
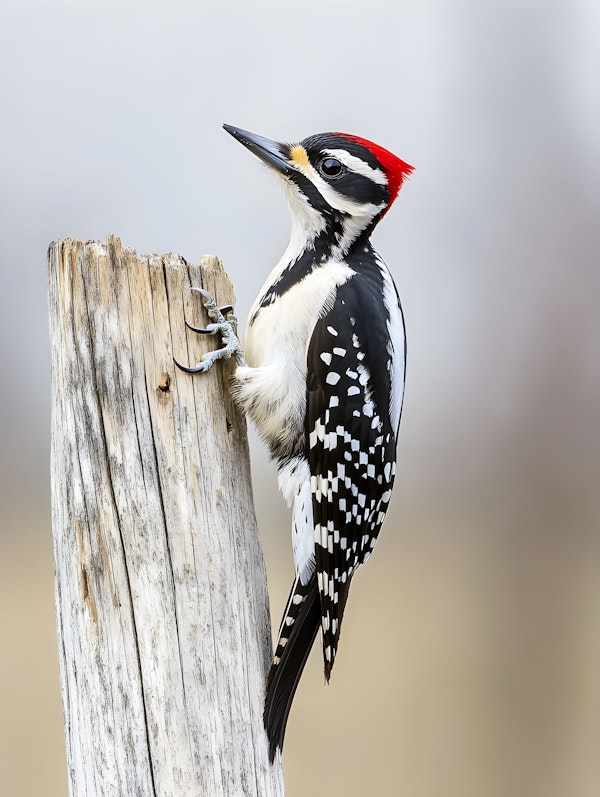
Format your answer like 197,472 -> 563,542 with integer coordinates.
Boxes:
290,145 -> 310,168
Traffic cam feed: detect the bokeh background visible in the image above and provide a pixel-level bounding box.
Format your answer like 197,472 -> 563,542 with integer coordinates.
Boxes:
1,1 -> 599,795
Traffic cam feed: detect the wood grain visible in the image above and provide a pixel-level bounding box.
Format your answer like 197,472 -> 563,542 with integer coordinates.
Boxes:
48,236 -> 285,796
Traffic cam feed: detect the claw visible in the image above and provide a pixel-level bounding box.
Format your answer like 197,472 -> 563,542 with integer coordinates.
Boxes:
185,319 -> 218,335
173,356 -> 212,374
174,288 -> 248,373
191,287 -> 214,302
190,288 -> 236,325
191,287 -> 223,320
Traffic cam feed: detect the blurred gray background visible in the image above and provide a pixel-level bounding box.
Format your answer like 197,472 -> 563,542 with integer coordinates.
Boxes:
1,1 -> 599,795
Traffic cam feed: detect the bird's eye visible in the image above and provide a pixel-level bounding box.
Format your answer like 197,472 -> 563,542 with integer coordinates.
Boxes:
319,157 -> 343,178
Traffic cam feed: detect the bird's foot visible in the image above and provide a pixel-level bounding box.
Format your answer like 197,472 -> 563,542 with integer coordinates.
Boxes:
174,288 -> 247,373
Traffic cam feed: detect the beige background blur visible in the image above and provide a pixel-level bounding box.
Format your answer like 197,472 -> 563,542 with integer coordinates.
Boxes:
1,1 -> 599,795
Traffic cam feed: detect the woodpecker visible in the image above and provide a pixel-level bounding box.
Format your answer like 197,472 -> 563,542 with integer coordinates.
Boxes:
177,124 -> 413,762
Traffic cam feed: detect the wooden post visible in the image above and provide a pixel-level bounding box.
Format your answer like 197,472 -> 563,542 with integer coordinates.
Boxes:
48,237 -> 285,797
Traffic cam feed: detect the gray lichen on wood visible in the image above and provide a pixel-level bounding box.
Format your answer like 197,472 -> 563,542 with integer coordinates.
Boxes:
48,236 -> 285,796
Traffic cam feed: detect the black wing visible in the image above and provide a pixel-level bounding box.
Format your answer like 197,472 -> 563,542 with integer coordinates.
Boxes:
305,274 -> 402,679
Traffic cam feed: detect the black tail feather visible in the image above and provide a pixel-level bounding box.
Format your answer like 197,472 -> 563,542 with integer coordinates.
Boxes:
263,573 -> 320,762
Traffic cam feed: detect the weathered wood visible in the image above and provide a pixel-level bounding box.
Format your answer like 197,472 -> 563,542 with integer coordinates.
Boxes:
48,236 -> 285,797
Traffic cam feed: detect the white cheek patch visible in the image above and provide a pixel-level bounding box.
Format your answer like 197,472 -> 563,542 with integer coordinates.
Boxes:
322,149 -> 388,186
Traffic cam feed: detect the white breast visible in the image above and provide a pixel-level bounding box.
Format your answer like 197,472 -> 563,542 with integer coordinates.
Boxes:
235,260 -> 355,452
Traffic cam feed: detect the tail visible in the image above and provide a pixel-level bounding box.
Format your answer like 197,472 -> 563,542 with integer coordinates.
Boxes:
263,572 -> 320,762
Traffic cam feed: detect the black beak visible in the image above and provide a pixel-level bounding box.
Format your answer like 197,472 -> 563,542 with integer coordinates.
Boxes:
223,124 -> 293,176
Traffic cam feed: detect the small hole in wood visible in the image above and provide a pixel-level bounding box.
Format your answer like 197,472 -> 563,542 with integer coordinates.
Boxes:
158,373 -> 171,392
226,416 -> 233,433
81,565 -> 89,601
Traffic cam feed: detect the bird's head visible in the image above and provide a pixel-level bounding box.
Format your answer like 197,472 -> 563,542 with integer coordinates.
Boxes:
223,124 -> 413,253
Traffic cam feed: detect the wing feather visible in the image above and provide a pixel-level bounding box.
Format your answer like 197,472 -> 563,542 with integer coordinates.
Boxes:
305,275 -> 402,678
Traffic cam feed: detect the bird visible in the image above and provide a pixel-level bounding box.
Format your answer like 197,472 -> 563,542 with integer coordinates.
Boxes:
176,123 -> 413,762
